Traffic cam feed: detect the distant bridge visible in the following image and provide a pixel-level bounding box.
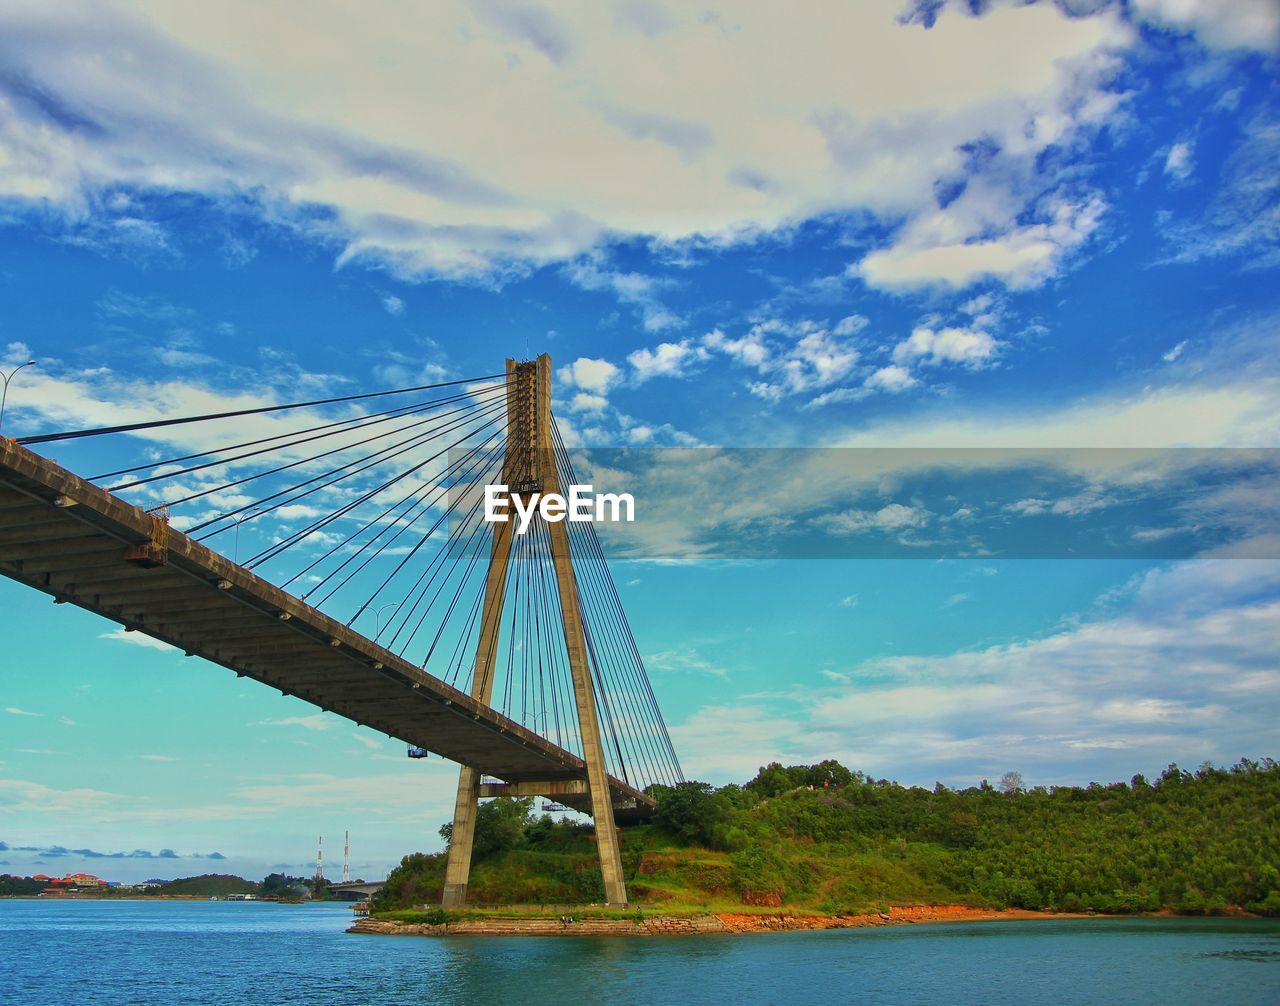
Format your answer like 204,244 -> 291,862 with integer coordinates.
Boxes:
327,880 -> 384,900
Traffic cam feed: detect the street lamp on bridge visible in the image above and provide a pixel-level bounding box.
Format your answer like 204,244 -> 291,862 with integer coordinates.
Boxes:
0,359 -> 37,437
371,602 -> 399,637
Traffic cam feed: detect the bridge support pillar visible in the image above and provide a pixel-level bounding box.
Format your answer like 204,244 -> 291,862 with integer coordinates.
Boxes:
439,354 -> 629,909
441,765 -> 480,908
536,353 -> 628,907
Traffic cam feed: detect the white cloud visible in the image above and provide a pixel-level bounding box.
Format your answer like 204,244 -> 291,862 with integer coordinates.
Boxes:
381,294 -> 405,315
234,769 -> 456,820
859,195 -> 1108,290
140,754 -> 177,762
1005,491 -> 1115,519
839,594 -> 860,608
817,503 -> 930,536
273,504 -> 326,520
1164,140 -> 1195,181
1132,0 -> 1280,52
863,365 -> 918,394
1157,114 -> 1280,268
703,319 -> 861,401
568,392 -> 609,414
351,733 -> 383,751
1162,340 -> 1188,363
564,257 -> 681,331
667,704 -> 802,779
834,378 -> 1280,448
669,560 -> 1280,784
255,714 -> 334,731
99,629 -> 178,652
558,356 -> 620,395
648,645 -> 729,679
0,779 -> 121,815
703,327 -> 767,367
0,0 -> 1135,287
892,325 -> 998,368
627,338 -> 707,382
832,315 -> 868,337
5,707 -> 44,717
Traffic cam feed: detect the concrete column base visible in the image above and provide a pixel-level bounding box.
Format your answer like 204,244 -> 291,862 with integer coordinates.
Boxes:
441,883 -> 468,908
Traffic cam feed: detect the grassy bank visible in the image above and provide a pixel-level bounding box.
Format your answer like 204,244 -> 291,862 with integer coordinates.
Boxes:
373,758 -> 1280,918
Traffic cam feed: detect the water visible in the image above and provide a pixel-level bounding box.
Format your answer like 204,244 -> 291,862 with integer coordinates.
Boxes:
2,900 -> 1278,1005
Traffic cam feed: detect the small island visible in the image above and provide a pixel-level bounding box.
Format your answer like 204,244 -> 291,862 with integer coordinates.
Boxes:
353,757 -> 1280,937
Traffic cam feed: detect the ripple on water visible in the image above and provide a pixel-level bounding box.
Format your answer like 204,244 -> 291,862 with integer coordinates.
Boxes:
2,903 -> 1279,1005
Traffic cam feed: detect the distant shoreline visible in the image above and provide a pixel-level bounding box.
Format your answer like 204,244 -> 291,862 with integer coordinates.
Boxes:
0,894 -> 329,903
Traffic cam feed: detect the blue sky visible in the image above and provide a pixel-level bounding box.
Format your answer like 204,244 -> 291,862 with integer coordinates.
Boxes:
1,0 -> 1278,883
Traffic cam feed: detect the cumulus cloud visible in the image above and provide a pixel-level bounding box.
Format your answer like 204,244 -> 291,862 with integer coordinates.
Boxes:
816,503 -> 931,536
627,339 -> 708,382
568,392 -> 609,414
703,319 -> 862,401
859,195 -> 1108,291
863,365 -> 919,394
0,0 -> 1137,288
892,326 -> 999,368
558,357 -> 620,395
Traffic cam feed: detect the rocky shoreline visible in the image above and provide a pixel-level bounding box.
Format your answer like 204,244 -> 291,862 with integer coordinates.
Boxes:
348,904 -> 1078,937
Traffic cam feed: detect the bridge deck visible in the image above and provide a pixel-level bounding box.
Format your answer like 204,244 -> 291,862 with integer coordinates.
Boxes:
0,439 -> 654,821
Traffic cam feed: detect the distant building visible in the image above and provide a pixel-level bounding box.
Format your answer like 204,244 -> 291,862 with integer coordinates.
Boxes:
52,873 -> 104,888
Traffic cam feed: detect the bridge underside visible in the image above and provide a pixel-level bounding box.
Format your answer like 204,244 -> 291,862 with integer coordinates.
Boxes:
0,440 -> 653,822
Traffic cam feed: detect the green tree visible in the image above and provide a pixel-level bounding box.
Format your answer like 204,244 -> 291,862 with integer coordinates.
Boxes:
439,796 -> 536,860
745,762 -> 797,799
653,781 -> 738,849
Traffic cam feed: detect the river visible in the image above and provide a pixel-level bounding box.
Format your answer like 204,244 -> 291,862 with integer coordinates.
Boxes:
1,900 -> 1277,1004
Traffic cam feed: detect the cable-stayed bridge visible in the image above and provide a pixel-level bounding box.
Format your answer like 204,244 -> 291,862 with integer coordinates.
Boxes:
0,355 -> 681,906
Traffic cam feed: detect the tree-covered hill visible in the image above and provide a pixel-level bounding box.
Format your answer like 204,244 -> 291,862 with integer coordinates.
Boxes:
374,758 -> 1280,916
151,874 -> 260,897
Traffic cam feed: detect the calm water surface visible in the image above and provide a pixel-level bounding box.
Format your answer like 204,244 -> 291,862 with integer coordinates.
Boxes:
2,900 -> 1278,1005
